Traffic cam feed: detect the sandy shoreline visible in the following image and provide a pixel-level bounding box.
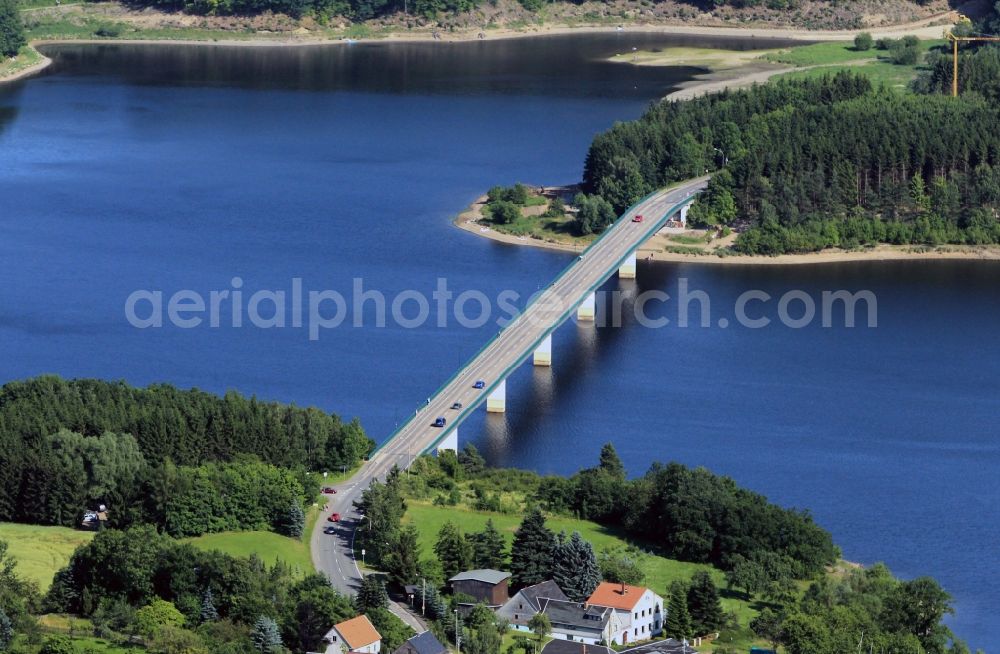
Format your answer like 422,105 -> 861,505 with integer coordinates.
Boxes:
2,6 -> 953,85
0,49 -> 53,85
25,6 -> 957,48
454,199 -> 1000,266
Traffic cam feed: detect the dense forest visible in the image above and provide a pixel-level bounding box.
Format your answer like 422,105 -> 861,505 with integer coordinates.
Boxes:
583,70 -> 1000,255
34,526 -> 414,653
0,376 -> 372,527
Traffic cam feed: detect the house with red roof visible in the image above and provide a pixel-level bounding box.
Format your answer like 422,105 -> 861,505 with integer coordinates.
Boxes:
585,582 -> 664,646
319,614 -> 382,654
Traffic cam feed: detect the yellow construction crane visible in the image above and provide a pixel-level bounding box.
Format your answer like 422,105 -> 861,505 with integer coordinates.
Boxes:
946,24 -> 1000,96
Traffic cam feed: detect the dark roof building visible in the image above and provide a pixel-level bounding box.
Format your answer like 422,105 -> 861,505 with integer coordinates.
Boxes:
449,569 -> 511,609
539,598 -> 622,645
618,639 -> 698,654
497,580 -> 569,627
540,640 -> 615,654
392,632 -> 448,654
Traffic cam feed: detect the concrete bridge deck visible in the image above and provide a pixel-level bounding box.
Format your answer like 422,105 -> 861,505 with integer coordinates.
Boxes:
313,178 -> 706,598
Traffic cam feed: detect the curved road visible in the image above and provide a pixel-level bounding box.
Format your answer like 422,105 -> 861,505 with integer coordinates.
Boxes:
311,178 -> 707,625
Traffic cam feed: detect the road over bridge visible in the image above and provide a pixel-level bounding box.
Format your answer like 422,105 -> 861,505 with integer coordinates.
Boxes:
312,178 -> 706,611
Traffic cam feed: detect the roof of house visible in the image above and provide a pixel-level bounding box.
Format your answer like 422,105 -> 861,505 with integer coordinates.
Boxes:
516,580 -> 568,609
449,569 -> 512,585
540,598 -> 612,631
618,639 -> 697,654
332,615 -> 381,649
394,631 -> 448,654
541,640 -> 615,654
586,582 -> 651,611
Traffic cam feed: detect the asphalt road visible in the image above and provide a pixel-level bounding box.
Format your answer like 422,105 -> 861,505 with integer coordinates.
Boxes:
311,179 -> 707,626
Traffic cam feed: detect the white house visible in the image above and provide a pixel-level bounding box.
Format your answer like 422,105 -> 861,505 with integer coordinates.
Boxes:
586,582 -> 663,646
538,598 -> 624,645
320,615 -> 382,654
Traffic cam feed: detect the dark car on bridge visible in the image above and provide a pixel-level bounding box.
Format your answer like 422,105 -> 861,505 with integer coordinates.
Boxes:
473,380 -> 485,389
451,402 -> 463,410
433,416 -> 447,427
323,525 -> 337,535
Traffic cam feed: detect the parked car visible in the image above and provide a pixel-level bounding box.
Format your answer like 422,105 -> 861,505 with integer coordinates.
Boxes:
632,214 -> 644,223
473,380 -> 485,389
322,487 -> 337,494
327,513 -> 341,522
433,416 -> 447,427
451,402 -> 463,410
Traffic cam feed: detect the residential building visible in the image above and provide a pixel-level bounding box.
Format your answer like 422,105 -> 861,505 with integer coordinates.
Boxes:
540,639 -> 615,654
618,639 -> 697,654
497,580 -> 569,629
449,569 -> 511,608
538,598 -> 623,645
320,615 -> 382,654
393,631 -> 448,654
586,582 -> 664,645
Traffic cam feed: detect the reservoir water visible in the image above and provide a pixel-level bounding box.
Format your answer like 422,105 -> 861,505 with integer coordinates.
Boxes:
1,36 -> 998,647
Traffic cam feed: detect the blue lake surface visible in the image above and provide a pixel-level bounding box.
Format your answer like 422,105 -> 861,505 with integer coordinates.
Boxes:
1,36 -> 998,648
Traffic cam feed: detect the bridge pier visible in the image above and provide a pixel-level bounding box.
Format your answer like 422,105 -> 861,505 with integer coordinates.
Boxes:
437,427 -> 458,454
486,379 -> 506,413
576,291 -> 596,321
533,334 -> 552,366
680,205 -> 689,225
618,251 -> 637,279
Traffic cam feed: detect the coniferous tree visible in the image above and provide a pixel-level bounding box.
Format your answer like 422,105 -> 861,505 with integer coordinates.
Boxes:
509,508 -> 556,589
469,519 -> 507,570
457,443 -> 486,476
434,521 -> 472,581
251,616 -> 283,653
0,609 -> 12,652
278,500 -> 305,538
686,571 -> 723,636
356,576 -> 389,613
0,0 -> 25,58
598,443 -> 626,479
385,525 -> 421,588
199,588 -> 219,623
551,532 -> 601,602
429,587 -> 448,622
665,581 -> 692,641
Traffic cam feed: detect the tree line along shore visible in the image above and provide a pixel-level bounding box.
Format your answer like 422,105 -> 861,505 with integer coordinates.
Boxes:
0,376 -> 975,653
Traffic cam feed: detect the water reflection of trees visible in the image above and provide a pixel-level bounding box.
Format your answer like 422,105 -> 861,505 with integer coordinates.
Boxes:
0,104 -> 19,138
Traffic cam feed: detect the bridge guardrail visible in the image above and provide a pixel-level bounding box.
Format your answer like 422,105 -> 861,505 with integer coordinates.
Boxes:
418,190 -> 701,455
373,182 -> 702,459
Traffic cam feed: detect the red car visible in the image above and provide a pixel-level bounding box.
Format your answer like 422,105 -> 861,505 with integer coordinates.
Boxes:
632,214 -> 644,223
327,513 -> 341,522
322,487 -> 337,494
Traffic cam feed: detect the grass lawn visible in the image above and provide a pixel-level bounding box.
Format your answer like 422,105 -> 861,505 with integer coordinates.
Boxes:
15,633 -> 143,652
402,502 -> 761,630
0,522 -> 94,590
775,59 -> 928,90
765,39 -> 946,91
763,40 -> 879,67
184,530 -> 313,575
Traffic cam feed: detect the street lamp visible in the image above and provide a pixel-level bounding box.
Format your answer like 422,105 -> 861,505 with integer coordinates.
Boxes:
455,609 -> 462,654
